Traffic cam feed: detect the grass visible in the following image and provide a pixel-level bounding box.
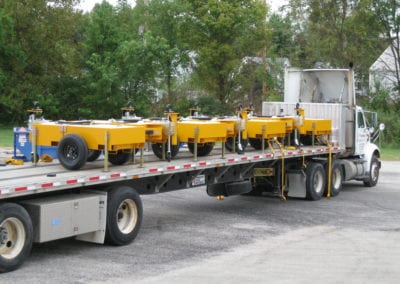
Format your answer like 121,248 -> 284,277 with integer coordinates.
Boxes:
0,125 -> 14,147
380,145 -> 400,161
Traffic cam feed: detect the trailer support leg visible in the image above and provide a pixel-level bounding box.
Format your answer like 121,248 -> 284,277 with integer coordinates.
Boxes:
103,131 -> 109,172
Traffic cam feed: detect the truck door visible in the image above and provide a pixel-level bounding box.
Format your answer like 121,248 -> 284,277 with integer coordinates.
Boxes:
354,107 -> 369,155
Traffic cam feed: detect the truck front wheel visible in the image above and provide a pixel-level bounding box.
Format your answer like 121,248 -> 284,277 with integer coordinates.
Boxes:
0,203 -> 33,273
364,155 -> 380,187
105,186 -> 143,246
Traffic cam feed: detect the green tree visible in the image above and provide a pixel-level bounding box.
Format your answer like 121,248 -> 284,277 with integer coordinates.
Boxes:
180,0 -> 268,113
0,0 -> 84,122
144,0 -> 191,106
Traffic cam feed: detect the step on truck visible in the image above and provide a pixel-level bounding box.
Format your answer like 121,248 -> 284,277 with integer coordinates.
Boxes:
0,67 -> 382,273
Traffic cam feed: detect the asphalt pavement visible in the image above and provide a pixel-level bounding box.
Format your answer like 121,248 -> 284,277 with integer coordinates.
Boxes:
1,160 -> 400,283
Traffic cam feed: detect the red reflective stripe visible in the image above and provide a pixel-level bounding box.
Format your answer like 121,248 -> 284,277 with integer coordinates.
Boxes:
110,173 -> 121,178
241,157 -> 248,161
167,166 -> 175,170
15,187 -> 28,192
149,168 -> 158,173
199,162 -> 207,166
67,179 -> 78,184
41,183 -> 53,188
89,176 -> 100,181
183,164 -> 192,168
227,158 -> 235,162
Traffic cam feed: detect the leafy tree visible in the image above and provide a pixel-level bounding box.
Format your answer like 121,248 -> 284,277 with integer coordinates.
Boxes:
0,0 -> 84,122
144,0 -> 191,106
180,0 -> 268,113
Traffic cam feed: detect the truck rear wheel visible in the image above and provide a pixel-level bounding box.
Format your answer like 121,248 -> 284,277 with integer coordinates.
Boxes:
58,134 -> 88,170
0,203 -> 33,273
105,186 -> 142,246
325,161 -> 343,197
364,155 -> 380,187
306,162 -> 326,201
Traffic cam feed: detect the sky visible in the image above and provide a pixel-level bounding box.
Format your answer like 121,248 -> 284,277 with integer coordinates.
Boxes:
77,0 -> 286,13
76,0 -> 136,12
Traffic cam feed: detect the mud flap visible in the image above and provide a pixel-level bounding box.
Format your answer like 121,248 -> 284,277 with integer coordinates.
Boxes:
286,170 -> 306,198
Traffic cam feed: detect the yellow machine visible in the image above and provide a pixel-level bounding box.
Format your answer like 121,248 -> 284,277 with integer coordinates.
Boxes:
215,107 -> 249,154
246,119 -> 287,150
143,111 -> 227,160
32,122 -> 145,170
28,103 -> 332,169
122,107 -> 228,160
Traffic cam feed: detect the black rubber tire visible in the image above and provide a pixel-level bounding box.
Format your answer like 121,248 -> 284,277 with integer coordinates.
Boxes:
206,183 -> 226,197
299,135 -> 312,146
151,143 -> 180,160
243,185 -> 265,196
225,180 -> 252,196
108,151 -> 130,165
225,137 -> 248,153
105,186 -> 143,246
324,161 -> 343,197
249,138 -> 262,150
363,155 -> 380,187
87,150 -> 101,162
57,134 -> 88,170
0,203 -> 33,273
305,162 -> 326,201
188,142 -> 215,156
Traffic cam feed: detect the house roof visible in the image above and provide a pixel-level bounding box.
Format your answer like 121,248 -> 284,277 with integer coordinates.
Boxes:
370,44 -> 398,72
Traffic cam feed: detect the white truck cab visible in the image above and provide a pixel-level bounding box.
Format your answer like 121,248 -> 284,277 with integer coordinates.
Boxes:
263,67 -> 382,187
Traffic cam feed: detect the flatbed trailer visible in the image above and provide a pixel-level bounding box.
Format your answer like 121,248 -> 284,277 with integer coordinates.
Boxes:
0,67 -> 382,273
0,144 -> 342,272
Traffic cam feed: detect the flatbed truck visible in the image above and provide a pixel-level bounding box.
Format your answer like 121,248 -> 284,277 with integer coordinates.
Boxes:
0,67 -> 381,273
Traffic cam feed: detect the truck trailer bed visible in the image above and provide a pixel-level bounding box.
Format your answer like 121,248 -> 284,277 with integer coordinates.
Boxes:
0,145 -> 340,200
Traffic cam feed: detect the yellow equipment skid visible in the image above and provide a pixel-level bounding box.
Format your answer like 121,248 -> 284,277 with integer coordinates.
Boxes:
246,119 -> 287,139
32,122 -> 145,170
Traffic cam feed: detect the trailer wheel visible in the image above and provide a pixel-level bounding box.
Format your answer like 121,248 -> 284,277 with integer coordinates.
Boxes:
363,155 -> 380,187
108,151 -> 130,165
57,134 -> 88,170
87,150 -> 101,162
249,138 -> 262,150
225,137 -> 248,153
325,161 -> 343,197
188,142 -> 214,156
0,203 -> 33,273
105,187 -> 142,246
306,162 -> 326,201
151,143 -> 180,160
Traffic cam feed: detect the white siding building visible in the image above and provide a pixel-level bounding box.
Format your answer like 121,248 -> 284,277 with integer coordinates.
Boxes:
369,43 -> 400,93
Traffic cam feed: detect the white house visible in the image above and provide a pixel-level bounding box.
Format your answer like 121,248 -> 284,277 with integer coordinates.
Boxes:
369,42 -> 400,93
